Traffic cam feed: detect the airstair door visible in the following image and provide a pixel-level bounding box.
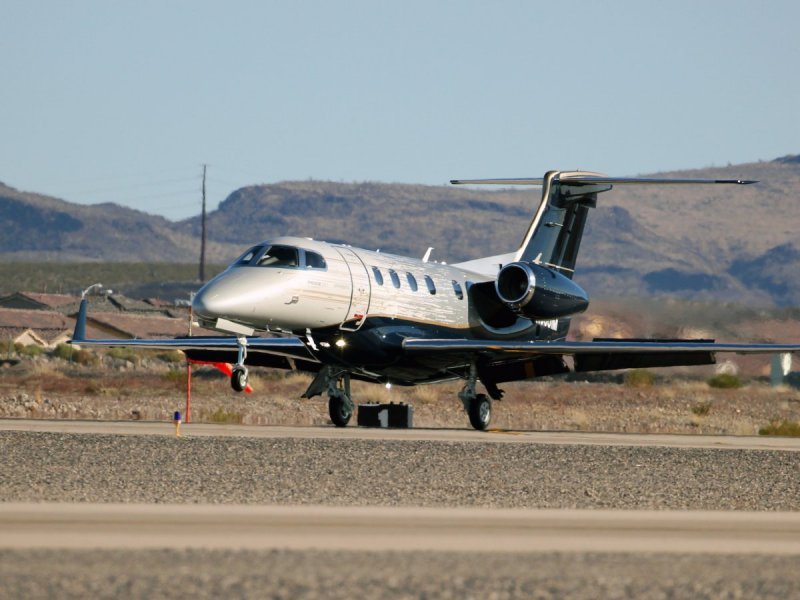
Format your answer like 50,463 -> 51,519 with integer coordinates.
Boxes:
335,247 -> 372,331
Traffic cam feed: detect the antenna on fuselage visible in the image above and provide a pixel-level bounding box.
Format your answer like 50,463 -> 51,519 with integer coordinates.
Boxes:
422,247 -> 434,263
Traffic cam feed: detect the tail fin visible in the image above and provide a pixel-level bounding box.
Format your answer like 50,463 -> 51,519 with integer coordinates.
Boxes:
451,172 -> 756,279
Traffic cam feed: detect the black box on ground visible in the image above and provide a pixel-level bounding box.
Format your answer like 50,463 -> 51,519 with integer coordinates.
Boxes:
357,402 -> 413,428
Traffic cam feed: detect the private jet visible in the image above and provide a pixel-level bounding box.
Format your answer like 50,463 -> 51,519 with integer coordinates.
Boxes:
71,170 -> 800,430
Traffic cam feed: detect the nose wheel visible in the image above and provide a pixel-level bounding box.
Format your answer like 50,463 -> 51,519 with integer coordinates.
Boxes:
231,365 -> 249,392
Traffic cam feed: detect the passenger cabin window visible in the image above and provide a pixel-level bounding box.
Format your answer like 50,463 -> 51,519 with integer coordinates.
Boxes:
389,269 -> 401,289
257,245 -> 299,268
406,273 -> 418,292
424,275 -> 436,295
452,280 -> 464,300
372,267 -> 384,286
305,251 -> 327,269
234,245 -> 264,265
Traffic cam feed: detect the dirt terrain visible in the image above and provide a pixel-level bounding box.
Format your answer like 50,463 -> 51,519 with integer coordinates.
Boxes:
2,357 -> 798,435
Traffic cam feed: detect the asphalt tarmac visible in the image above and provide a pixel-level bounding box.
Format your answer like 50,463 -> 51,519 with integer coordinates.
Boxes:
3,419 -> 800,598
2,503 -> 800,555
3,418 -> 800,451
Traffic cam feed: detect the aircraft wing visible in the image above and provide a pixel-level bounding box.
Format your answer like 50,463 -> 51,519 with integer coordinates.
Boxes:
402,338 -> 800,373
402,339 -> 800,354
70,299 -> 318,363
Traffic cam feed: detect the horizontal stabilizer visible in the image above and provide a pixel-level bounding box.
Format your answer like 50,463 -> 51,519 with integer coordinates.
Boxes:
450,176 -> 757,186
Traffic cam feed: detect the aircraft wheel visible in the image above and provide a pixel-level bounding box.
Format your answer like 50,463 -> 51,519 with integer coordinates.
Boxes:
468,394 -> 491,431
329,393 -> 353,427
231,366 -> 248,392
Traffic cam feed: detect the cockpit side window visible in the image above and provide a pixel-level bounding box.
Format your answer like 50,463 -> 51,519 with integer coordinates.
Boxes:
257,245 -> 299,268
305,251 -> 327,270
234,245 -> 264,266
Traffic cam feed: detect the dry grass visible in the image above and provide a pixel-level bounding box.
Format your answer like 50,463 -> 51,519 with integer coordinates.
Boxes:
2,360 -> 799,433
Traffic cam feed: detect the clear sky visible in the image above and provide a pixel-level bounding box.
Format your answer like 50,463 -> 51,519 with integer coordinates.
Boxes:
2,0 -> 798,220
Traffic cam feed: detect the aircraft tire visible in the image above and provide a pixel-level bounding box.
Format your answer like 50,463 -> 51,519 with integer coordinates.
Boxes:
231,366 -> 248,392
467,394 -> 491,431
328,393 -> 353,427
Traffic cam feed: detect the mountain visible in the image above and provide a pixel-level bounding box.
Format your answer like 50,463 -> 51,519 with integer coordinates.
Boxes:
0,182 -> 240,262
1,156 -> 799,305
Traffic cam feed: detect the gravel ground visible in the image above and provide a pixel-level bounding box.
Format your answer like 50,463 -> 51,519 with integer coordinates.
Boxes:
1,431 -> 799,510
2,549 -> 800,599
3,431 -> 800,598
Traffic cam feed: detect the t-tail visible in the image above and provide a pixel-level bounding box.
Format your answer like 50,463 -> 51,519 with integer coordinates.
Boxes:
452,171 -> 757,278
451,171 -> 757,333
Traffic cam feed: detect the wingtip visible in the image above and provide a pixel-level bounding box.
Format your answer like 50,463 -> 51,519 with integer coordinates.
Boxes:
71,299 -> 88,343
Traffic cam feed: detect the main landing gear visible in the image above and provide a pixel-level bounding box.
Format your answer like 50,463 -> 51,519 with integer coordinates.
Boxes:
328,375 -> 354,428
231,336 -> 249,392
302,366 -> 354,427
458,362 -> 499,431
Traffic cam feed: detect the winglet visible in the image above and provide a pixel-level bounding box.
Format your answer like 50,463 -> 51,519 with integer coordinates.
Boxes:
71,299 -> 88,343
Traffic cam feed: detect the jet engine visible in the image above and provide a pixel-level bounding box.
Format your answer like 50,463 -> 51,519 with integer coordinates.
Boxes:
495,262 -> 589,319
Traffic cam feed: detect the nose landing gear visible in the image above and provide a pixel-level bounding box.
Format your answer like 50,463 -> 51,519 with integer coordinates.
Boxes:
230,336 -> 249,392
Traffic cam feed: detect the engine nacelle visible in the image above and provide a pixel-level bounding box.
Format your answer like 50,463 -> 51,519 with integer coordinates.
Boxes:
495,262 -> 589,319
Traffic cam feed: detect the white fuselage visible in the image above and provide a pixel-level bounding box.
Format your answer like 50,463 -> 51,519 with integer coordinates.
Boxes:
192,236 -> 496,335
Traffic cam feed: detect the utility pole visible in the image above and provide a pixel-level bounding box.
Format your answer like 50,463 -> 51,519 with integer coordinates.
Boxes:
199,164 -> 207,282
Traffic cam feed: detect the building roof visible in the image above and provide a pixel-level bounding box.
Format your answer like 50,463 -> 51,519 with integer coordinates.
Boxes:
0,292 -> 79,311
84,311 -> 215,339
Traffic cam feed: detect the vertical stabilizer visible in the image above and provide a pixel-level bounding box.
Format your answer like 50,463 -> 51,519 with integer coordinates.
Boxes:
513,171 -> 608,278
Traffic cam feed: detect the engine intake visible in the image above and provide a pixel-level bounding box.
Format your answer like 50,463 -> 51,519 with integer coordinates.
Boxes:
495,262 -> 589,319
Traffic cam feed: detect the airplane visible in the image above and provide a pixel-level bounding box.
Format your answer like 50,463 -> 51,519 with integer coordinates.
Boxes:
70,170 -> 800,430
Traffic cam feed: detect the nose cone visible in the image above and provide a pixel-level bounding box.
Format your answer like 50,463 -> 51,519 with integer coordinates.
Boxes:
192,270 -> 254,320
192,283 -> 223,319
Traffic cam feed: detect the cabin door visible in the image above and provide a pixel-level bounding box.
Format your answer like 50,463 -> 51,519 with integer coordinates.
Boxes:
335,247 -> 372,331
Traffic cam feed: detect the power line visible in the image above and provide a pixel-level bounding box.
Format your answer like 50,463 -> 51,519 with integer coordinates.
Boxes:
199,164 -> 207,283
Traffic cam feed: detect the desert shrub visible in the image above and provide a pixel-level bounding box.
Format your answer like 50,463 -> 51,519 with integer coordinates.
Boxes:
72,349 -> 98,366
624,369 -> 655,388
108,347 -> 141,365
707,373 -> 742,389
163,369 -> 185,383
759,419 -> 800,437
691,400 -> 712,416
19,344 -> 44,357
51,343 -> 73,360
156,350 -> 184,364
204,407 -> 243,424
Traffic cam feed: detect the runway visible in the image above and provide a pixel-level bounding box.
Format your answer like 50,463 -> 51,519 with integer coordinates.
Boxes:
3,503 -> 800,555
4,420 -> 800,596
3,418 -> 800,451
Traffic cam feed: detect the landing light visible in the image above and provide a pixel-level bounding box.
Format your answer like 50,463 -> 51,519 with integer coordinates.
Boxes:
335,339 -> 346,348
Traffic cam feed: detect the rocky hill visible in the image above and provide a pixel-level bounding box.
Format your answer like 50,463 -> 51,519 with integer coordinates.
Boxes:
1,155 -> 798,305
0,183 -> 239,262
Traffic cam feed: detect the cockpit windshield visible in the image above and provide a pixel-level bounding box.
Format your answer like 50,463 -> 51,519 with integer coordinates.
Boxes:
256,245 -> 299,267
231,244 -> 325,270
233,245 -> 264,266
